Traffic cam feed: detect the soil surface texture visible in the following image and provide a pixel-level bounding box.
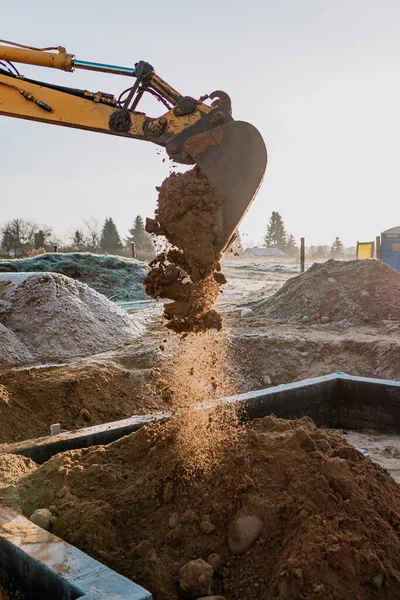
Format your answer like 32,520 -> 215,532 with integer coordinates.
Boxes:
145,167 -> 226,332
13,415 -> 400,600
0,360 -> 163,444
0,272 -> 143,364
248,259 -> 400,325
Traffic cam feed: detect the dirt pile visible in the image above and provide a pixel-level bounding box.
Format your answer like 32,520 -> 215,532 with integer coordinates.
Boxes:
0,360 -> 163,444
15,416 -> 400,600
0,322 -> 33,368
145,167 -> 226,332
0,253 -> 148,302
250,259 -> 400,325
0,272 -> 144,363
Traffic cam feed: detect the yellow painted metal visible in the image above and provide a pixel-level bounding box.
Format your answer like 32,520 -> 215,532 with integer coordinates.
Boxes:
0,73 -> 210,141
0,45 -> 73,71
357,242 -> 374,260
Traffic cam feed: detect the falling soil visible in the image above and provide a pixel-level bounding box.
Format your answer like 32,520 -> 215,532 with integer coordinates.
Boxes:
145,167 -> 226,332
249,259 -> 400,325
149,332 -> 238,476
14,415 -> 400,600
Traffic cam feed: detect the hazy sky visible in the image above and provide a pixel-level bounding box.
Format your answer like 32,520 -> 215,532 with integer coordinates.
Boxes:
1,0 -> 399,246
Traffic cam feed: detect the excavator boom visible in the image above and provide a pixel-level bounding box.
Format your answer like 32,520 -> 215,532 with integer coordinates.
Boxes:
0,41 -> 267,252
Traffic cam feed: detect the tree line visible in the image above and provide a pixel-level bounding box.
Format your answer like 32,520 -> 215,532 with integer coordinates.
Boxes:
263,211 -> 347,258
1,211 -> 349,259
0,216 -> 153,257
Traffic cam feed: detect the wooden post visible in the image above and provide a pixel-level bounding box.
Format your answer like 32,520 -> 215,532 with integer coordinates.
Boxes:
376,236 -> 381,259
356,241 -> 359,259
131,242 -> 136,259
300,237 -> 305,273
53,245 -> 58,253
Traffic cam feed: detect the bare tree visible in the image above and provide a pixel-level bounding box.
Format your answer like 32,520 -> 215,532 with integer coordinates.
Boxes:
1,219 -> 53,257
82,217 -> 101,251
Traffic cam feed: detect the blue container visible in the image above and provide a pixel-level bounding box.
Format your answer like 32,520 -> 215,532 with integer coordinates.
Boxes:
381,226 -> 400,272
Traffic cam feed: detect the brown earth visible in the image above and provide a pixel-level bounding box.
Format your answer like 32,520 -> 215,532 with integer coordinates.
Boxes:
0,360 -> 163,444
145,167 -> 226,333
13,415 -> 400,600
248,259 -> 400,325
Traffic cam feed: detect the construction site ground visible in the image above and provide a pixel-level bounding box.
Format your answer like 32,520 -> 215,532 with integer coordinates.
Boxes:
0,258 -> 398,459
1,256 -> 400,600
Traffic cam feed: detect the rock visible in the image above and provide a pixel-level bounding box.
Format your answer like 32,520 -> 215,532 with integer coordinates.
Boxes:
240,308 -> 254,319
360,289 -> 370,297
168,512 -> 180,528
132,540 -> 155,558
302,315 -> 310,323
228,514 -> 263,554
200,520 -> 215,534
333,445 -> 358,462
80,408 -> 91,421
179,559 -> 213,597
324,456 -> 350,479
372,574 -> 383,590
207,553 -> 222,572
50,516 -> 57,527
164,528 -> 184,548
328,277 -> 336,283
29,508 -> 52,531
181,509 -> 197,524
49,504 -> 57,514
320,316 -> 330,324
261,375 -> 272,386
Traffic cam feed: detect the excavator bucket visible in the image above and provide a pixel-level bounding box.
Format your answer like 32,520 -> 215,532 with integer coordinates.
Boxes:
185,120 -> 267,254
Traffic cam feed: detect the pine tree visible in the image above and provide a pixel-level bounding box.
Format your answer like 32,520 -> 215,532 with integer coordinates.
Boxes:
100,218 -> 123,253
285,234 -> 298,257
126,215 -> 153,252
331,236 -> 344,257
73,230 -> 85,251
264,212 -> 287,249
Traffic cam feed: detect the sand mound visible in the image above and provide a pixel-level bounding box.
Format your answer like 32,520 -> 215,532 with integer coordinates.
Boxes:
250,260 -> 400,324
0,273 -> 144,362
0,323 -> 33,367
15,416 -> 400,600
145,167 -> 226,332
0,253 -> 148,302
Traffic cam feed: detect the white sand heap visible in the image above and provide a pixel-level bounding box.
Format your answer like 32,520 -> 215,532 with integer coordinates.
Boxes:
0,272 -> 144,366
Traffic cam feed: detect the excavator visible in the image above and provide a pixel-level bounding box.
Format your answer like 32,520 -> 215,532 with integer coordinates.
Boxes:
0,40 -> 267,254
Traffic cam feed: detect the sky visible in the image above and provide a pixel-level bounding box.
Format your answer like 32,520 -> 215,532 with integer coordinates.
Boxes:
1,0 -> 399,247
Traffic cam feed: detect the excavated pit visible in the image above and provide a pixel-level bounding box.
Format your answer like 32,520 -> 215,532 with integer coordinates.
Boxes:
145,166 -> 227,333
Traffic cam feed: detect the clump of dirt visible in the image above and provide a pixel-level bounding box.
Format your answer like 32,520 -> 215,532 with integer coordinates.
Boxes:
0,272 -> 144,362
145,167 -> 226,332
0,361 -> 163,444
15,416 -> 400,600
250,259 -> 400,324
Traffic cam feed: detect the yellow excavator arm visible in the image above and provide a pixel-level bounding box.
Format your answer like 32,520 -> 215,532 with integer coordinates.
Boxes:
0,40 -> 267,253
